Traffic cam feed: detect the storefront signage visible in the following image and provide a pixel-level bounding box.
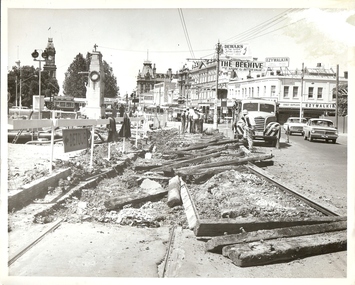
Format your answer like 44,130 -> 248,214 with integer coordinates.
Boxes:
222,44 -> 251,58
265,57 -> 290,67
279,102 -> 336,109
304,103 -> 336,109
220,60 -> 264,71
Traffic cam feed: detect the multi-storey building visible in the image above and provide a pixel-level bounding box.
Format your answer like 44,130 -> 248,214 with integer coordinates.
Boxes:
187,57 -> 347,123
136,60 -> 178,106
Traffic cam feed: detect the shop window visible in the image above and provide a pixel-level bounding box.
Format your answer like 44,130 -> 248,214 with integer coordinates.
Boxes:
283,86 -> 289,98
308,87 -> 314,99
317,87 -> 323,99
293,86 -> 298,98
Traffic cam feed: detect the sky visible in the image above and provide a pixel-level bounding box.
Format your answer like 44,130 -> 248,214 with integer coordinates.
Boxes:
2,1 -> 355,98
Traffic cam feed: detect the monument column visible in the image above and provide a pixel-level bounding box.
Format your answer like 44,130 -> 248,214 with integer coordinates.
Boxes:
85,46 -> 105,119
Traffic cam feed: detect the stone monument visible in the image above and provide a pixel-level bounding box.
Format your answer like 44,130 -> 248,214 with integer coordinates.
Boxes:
85,44 -> 105,119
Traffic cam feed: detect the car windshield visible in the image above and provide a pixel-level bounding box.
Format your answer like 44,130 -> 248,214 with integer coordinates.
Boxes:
289,118 -> 307,123
243,103 -> 258,112
311,120 -> 334,127
243,102 -> 275,113
260,103 -> 275,113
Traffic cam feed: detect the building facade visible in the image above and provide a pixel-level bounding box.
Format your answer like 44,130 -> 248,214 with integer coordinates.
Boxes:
136,61 -> 178,106
187,57 -> 347,123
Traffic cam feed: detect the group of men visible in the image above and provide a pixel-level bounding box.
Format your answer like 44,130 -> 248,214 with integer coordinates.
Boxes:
180,107 -> 205,134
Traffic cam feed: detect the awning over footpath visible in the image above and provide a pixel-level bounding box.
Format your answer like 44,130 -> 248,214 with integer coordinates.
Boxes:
333,84 -> 348,96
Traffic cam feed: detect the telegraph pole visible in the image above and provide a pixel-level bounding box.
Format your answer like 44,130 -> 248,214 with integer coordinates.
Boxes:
299,63 -> 304,122
214,41 -> 222,129
335,64 -> 339,129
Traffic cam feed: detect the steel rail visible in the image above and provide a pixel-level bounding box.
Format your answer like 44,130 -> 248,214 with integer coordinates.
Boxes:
161,225 -> 177,278
8,219 -> 63,266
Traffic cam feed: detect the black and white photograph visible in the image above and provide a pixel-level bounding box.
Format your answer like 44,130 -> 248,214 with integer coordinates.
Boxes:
1,0 -> 354,284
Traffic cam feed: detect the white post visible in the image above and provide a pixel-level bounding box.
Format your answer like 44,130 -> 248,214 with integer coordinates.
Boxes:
90,125 -> 95,168
107,142 -> 111,160
49,118 -> 55,174
123,137 -> 126,153
135,123 -> 138,148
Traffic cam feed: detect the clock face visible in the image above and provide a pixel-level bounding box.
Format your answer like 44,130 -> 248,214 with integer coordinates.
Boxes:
48,55 -> 53,61
90,71 -> 100,82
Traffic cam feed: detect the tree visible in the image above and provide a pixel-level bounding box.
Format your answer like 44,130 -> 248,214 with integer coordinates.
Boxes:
62,53 -> 88,97
334,84 -> 348,116
7,64 -> 59,108
102,60 -> 119,98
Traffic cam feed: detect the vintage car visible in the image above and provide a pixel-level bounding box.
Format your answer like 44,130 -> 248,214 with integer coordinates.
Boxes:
283,117 -> 308,135
303,118 -> 338,143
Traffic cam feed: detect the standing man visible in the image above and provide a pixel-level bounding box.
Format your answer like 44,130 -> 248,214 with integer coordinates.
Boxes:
192,108 -> 200,133
241,109 -> 254,151
181,109 -> 187,134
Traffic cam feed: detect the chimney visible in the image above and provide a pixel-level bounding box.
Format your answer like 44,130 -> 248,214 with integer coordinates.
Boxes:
317,63 -> 322,67
344,71 -> 348,79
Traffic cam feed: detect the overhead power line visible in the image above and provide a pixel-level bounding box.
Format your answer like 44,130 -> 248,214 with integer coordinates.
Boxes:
178,8 -> 195,58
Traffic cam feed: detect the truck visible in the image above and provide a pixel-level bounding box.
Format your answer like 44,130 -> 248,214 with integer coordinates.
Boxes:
232,98 -> 281,147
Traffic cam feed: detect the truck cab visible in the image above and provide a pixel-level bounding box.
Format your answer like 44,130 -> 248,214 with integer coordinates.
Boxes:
233,98 -> 280,147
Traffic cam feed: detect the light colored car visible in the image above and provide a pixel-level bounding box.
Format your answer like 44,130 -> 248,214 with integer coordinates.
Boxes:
283,117 -> 307,135
303,118 -> 338,143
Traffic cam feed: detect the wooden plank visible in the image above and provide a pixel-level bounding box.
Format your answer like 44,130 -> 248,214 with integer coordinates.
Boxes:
178,139 -> 241,152
104,188 -> 168,210
176,153 -> 273,176
180,180 -> 199,230
206,220 -> 347,253
222,230 -> 347,267
194,216 -> 347,237
151,152 -> 221,172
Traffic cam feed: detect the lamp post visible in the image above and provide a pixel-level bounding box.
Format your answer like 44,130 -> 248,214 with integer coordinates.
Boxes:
31,49 -> 47,119
15,60 -> 22,108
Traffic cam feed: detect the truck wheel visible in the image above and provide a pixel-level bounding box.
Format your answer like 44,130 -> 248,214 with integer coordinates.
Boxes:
331,139 -> 336,144
304,133 -> 307,140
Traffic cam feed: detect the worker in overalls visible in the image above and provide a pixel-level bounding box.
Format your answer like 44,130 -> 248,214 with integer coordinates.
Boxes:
241,109 -> 254,151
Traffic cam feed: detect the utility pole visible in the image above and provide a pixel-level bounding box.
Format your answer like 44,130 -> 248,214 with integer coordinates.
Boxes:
299,63 -> 304,122
335,64 -> 339,129
214,41 -> 222,129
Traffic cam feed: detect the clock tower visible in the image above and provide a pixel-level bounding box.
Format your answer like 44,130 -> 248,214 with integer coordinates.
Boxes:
43,38 -> 57,78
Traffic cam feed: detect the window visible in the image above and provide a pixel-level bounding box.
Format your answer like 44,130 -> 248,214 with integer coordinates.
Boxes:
251,87 -> 254,97
257,87 -> 260,96
271,85 -> 276,96
293,86 -> 298,98
308,87 -> 314,99
317,87 -> 323,99
264,86 -> 266,96
283,86 -> 289,98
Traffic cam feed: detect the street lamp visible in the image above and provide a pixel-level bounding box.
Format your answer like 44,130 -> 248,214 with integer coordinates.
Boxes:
31,49 -> 48,119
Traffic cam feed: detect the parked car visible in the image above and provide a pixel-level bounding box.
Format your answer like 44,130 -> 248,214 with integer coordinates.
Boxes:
303,118 -> 338,143
283,117 -> 308,135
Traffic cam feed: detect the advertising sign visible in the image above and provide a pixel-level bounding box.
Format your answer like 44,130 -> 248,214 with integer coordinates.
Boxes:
220,60 -> 264,71
222,44 -> 251,58
265,57 -> 290,67
63,128 -> 90,153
